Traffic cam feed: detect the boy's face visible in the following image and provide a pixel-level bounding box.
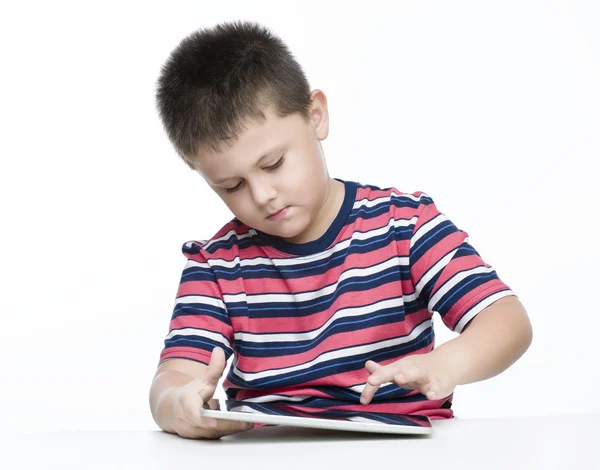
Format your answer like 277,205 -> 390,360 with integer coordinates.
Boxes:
191,90 -> 342,244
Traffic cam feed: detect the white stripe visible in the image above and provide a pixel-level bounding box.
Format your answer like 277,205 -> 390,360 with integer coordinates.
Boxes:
175,294 -> 226,310
428,265 -> 497,313
186,257 -> 238,269
393,216 -> 419,233
201,229 -> 254,251
347,416 -> 386,424
239,395 -> 310,403
454,290 -> 516,333
233,297 -> 404,343
348,382 -> 397,393
184,258 -> 211,269
232,319 -> 432,382
226,404 -> 265,414
354,191 -> 428,210
414,249 -> 458,299
410,213 -> 447,248
183,239 -> 207,249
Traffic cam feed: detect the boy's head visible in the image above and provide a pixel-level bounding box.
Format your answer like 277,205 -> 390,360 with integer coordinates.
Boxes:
155,20 -> 342,244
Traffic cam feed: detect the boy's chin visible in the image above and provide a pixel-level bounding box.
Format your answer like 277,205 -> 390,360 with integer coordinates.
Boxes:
272,226 -> 314,244
258,221 -> 311,243
261,226 -> 300,240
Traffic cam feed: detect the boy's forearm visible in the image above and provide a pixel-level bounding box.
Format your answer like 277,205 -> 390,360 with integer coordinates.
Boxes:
149,369 -> 195,433
431,295 -> 533,386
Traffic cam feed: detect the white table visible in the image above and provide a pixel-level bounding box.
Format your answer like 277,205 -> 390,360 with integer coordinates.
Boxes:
1,414 -> 594,469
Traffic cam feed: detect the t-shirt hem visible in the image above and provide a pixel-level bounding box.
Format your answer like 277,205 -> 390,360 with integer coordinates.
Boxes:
159,348 -> 212,366
449,286 -> 517,333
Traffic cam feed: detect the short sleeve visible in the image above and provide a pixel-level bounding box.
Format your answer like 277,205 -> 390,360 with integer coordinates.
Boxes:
159,241 -> 235,365
409,194 -> 516,333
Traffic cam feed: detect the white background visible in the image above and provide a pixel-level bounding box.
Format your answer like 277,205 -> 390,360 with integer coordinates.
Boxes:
1,0 -> 598,436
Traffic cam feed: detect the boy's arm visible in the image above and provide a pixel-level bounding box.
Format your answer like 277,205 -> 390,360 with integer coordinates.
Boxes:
360,295 -> 533,404
431,295 -> 533,386
149,358 -> 209,433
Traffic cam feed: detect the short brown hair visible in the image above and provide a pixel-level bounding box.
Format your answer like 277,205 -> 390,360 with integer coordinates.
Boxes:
155,20 -> 312,169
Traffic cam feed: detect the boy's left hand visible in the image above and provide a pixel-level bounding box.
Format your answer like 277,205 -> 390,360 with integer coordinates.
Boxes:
360,353 -> 457,405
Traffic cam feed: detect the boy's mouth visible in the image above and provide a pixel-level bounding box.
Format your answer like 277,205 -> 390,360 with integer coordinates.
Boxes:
267,206 -> 290,220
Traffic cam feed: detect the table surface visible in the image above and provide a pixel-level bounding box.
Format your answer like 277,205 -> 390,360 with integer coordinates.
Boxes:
1,414 -> 595,469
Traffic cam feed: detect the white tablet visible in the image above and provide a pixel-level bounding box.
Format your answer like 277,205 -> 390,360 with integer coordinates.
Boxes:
200,399 -> 433,435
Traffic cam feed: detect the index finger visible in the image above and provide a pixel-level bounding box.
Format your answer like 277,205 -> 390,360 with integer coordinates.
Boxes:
361,360 -> 385,405
360,380 -> 380,405
367,363 -> 398,387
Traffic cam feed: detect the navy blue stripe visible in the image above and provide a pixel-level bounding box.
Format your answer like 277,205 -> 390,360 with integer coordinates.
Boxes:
171,302 -> 229,322
164,336 -> 234,359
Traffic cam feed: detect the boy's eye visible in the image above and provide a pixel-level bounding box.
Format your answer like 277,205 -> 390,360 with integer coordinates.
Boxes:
225,181 -> 245,193
265,156 -> 284,171
224,156 -> 285,194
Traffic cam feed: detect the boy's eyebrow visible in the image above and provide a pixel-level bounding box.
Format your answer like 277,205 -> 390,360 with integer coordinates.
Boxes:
212,146 -> 283,184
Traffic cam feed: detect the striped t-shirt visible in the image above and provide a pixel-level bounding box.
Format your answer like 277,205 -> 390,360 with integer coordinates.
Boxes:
159,178 -> 515,419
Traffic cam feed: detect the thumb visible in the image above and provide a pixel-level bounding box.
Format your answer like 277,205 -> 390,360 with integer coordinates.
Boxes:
197,347 -> 227,403
205,347 -> 227,384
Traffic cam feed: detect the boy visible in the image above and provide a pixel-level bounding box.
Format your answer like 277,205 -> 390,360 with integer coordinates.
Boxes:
149,20 -> 533,440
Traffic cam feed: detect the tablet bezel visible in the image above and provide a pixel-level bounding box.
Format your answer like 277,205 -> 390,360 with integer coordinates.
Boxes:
200,399 -> 433,435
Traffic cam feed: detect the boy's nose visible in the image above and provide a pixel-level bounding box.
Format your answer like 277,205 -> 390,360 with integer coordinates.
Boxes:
249,181 -> 277,208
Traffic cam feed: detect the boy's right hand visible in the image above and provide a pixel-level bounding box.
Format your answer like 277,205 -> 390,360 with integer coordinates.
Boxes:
170,346 -> 255,439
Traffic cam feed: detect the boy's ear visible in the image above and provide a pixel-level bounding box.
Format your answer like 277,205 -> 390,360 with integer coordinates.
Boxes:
309,89 -> 329,140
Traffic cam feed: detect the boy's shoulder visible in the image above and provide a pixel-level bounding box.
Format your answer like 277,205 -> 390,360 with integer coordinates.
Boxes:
181,217 -> 250,258
354,181 -> 435,218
